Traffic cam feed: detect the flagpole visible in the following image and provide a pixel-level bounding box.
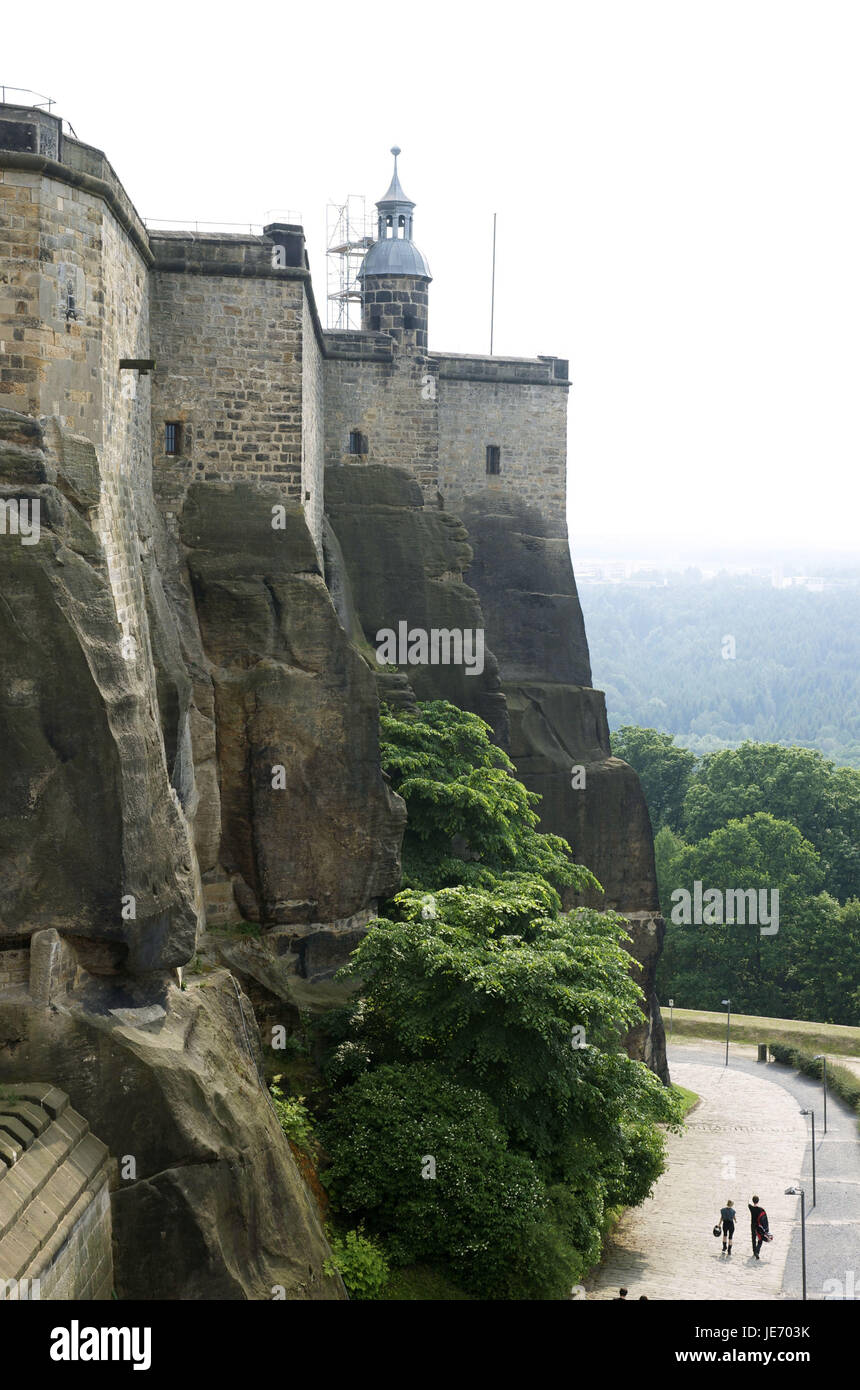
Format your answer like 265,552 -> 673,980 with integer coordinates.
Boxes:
490,212 -> 497,355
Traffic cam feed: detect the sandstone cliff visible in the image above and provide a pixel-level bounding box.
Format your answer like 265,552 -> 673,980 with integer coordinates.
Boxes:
0,410 -> 376,1296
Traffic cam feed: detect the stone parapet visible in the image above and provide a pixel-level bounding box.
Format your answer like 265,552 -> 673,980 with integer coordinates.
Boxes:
323,330 -> 394,362
436,351 -> 570,387
0,103 -> 150,263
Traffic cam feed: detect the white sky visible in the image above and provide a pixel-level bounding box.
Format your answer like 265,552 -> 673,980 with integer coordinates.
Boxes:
6,0 -> 860,555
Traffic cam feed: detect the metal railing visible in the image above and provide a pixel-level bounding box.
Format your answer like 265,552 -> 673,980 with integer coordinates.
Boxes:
0,85 -> 56,110
144,212 -> 302,235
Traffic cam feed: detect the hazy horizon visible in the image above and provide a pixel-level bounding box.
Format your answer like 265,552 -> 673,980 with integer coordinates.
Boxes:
570,535 -> 860,570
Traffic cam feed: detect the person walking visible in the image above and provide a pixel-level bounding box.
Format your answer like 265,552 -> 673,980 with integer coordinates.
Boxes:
748,1196 -> 768,1258
720,1199 -> 736,1253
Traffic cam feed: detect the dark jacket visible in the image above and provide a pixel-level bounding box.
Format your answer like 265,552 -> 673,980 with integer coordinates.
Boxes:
749,1203 -> 768,1230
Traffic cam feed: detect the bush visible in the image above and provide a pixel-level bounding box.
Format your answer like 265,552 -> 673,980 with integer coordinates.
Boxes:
270,1082 -> 315,1151
319,1061 -> 574,1297
768,1042 -> 860,1126
324,1228 -> 389,1300
381,1264 -> 473,1300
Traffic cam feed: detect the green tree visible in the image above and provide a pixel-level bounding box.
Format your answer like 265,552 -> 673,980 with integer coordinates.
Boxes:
320,698 -> 682,1298
782,895 -> 860,1024
380,701 -> 599,898
654,824 -> 686,910
657,813 -> 824,1015
334,886 -> 680,1175
683,743 -> 860,901
611,726 -> 697,832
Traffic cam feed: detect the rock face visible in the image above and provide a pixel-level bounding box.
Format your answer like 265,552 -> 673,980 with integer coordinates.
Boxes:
178,481 -> 404,929
325,465 -> 508,741
325,470 -> 668,1080
0,942 -> 342,1299
459,491 -> 659,905
0,412 -> 353,1297
0,411 -> 199,973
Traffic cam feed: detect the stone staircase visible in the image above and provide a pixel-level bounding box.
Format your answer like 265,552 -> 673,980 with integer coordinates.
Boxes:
0,1083 -> 113,1300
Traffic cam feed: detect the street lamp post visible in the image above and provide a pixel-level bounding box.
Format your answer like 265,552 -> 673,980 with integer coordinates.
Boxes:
721,997 -> 731,1067
800,1109 -> 816,1208
814,1055 -> 827,1134
669,998 -> 674,1041
785,1186 -> 807,1301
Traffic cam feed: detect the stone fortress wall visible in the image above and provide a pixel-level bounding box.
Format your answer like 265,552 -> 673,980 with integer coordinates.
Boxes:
148,227 -> 326,555
323,344 -> 440,493
0,101 -> 567,570
0,104 -> 154,666
0,1082 -> 113,1301
322,334 -> 570,529
436,355 -> 570,536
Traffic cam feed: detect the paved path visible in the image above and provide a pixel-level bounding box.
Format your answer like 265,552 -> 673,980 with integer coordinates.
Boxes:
587,1041 -> 860,1301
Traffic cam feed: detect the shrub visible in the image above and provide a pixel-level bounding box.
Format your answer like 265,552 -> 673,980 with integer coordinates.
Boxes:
381,1264 -> 473,1300
319,1061 -> 574,1296
324,1228 -> 389,1300
270,1082 -> 315,1151
768,1042 -> 860,1126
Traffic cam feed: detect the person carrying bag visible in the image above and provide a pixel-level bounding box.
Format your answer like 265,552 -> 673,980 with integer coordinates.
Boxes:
716,1200 -> 736,1252
749,1196 -> 771,1257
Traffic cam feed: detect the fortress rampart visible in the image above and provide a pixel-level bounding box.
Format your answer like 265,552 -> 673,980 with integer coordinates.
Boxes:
0,103 -> 571,550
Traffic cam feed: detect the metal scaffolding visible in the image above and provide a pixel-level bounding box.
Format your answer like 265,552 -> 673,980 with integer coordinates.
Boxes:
326,195 -> 374,330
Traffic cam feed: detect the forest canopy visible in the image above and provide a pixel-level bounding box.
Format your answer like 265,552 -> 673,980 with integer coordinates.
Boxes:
611,727 -> 860,1023
580,574 -> 860,767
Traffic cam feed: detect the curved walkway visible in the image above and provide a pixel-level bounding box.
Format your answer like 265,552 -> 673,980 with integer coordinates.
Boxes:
586,1041 -> 860,1301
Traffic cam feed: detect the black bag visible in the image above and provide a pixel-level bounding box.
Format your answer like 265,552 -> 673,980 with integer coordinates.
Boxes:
713,1223 -> 722,1237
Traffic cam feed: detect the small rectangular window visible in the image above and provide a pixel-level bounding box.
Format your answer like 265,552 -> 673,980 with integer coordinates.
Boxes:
165,422 -> 182,456
486,445 -> 501,475
349,430 -> 367,456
